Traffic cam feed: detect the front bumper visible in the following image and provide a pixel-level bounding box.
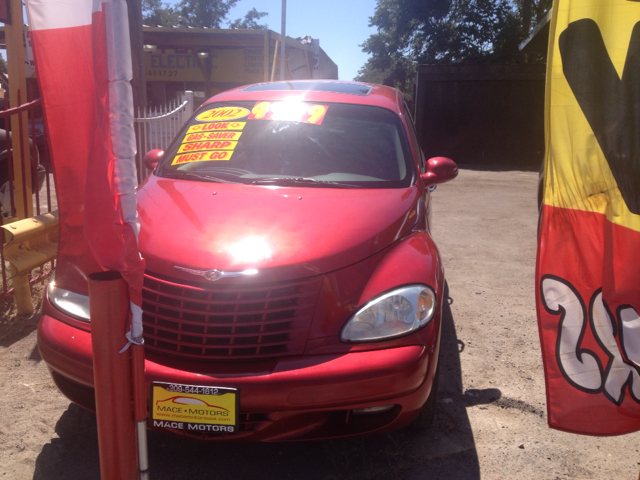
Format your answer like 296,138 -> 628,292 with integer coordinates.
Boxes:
39,312 -> 438,441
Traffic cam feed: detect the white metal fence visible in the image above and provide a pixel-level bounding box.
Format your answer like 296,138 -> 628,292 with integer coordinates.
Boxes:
134,91 -> 194,181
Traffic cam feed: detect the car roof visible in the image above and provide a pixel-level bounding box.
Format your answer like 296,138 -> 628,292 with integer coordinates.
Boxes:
202,80 -> 402,114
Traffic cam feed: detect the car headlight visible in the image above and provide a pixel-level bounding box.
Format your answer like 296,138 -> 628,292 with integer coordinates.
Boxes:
340,285 -> 436,343
47,277 -> 91,322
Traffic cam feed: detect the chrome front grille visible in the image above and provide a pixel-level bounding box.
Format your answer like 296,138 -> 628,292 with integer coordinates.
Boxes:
141,273 -> 322,360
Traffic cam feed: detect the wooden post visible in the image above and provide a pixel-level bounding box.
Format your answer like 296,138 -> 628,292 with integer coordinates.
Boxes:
270,40 -> 279,82
5,1 -> 33,220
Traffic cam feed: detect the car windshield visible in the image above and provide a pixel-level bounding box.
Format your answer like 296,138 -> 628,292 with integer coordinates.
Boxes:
155,101 -> 415,188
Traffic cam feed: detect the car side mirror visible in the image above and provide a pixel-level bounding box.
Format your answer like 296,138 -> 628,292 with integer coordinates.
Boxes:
421,157 -> 458,186
143,149 -> 164,171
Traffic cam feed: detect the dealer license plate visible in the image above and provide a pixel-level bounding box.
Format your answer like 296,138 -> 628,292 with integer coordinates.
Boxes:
150,382 -> 239,434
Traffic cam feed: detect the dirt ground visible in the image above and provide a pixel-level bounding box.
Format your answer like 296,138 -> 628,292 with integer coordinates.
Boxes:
2,168 -> 640,480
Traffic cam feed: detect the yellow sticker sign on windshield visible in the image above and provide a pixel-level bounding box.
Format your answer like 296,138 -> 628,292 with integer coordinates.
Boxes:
195,107 -> 250,122
171,151 -> 234,165
172,151 -> 234,165
186,122 -> 246,134
183,131 -> 242,143
249,101 -> 328,125
151,383 -> 237,432
177,140 -> 237,154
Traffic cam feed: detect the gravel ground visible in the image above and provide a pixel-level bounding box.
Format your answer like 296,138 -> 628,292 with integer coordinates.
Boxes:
1,168 -> 639,480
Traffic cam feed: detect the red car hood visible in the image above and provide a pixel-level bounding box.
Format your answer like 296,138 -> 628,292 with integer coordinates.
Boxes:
137,175 -> 421,282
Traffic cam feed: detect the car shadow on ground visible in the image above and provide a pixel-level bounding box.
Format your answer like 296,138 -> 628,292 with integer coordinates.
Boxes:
402,284 -> 501,479
33,285 -> 499,480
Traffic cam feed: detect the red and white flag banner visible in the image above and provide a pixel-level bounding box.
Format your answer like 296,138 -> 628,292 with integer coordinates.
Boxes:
26,0 -> 145,343
536,0 -> 640,435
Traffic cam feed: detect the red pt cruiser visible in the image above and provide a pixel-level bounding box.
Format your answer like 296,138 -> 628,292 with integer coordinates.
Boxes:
40,80 -> 457,441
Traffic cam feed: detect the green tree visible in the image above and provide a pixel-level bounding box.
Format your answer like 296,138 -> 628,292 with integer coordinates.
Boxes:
144,0 -> 267,29
356,0 -> 550,91
514,0 -> 552,36
142,0 -> 180,27
229,7 -> 268,29
0,53 -> 7,74
177,0 -> 238,29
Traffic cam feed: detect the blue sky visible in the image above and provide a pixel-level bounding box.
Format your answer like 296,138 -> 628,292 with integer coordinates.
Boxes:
225,0 -> 378,81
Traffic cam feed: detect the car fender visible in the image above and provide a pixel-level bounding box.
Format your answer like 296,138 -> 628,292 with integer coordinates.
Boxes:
357,231 -> 445,388
358,231 -> 445,306
306,230 -> 445,353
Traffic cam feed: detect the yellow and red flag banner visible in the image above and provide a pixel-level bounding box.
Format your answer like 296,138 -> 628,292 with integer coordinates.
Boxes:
536,0 -> 640,435
25,0 -> 145,342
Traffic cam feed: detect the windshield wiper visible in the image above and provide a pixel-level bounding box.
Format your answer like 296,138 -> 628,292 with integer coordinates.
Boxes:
251,177 -> 361,188
163,170 -> 238,184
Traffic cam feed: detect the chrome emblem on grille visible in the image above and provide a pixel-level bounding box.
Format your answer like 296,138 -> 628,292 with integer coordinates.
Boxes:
174,266 -> 258,282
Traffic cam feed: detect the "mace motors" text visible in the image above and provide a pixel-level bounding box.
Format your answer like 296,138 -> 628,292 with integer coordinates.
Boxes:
153,420 -> 235,432
156,405 -> 229,416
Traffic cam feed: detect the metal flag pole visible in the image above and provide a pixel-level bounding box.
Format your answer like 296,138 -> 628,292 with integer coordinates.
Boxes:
280,0 -> 286,80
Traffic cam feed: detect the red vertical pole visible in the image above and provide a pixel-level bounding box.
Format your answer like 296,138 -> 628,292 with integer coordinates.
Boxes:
89,271 -> 139,480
